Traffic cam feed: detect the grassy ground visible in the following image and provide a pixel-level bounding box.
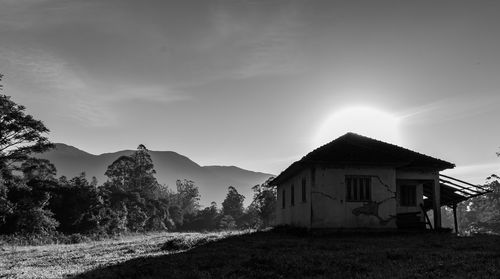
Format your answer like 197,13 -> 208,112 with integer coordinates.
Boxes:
1,230 -> 499,279
0,231 -> 245,279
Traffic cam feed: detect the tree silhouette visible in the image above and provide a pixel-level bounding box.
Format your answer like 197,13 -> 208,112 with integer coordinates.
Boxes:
0,75 -> 53,166
251,177 -> 276,227
101,145 -> 168,232
0,75 -> 56,234
222,186 -> 245,221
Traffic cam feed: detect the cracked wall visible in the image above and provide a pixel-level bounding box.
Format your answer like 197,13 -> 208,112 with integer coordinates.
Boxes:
310,166 -> 398,228
275,165 -> 440,229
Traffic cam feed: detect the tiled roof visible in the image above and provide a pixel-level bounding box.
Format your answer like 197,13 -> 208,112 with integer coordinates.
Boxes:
270,132 -> 455,185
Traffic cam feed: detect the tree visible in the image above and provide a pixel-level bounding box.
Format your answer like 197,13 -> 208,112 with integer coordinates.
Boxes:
129,144 -> 158,196
6,160 -> 60,235
104,155 -> 135,187
101,145 -> 169,232
251,177 -> 276,228
198,202 -> 219,231
21,158 -> 57,181
176,179 -> 200,214
452,149 -> 500,235
219,215 -> 236,230
0,75 -> 54,233
180,201 -> 220,231
0,75 -> 53,166
221,186 -> 245,221
48,173 -> 105,234
460,177 -> 500,235
169,179 -> 201,229
238,204 -> 261,229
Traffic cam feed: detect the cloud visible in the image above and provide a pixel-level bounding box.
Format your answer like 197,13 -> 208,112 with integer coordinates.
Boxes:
0,45 -> 188,128
399,94 -> 500,125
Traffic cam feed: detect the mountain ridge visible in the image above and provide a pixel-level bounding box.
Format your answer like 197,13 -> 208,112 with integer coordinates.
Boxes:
37,143 -> 274,207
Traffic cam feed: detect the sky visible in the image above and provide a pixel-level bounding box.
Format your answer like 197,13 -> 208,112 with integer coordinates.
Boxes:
1,0 -> 499,184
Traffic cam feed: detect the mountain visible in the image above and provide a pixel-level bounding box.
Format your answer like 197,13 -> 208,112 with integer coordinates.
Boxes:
37,144 -> 274,207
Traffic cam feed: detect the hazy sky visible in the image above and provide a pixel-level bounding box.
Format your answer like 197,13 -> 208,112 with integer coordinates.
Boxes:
1,0 -> 499,183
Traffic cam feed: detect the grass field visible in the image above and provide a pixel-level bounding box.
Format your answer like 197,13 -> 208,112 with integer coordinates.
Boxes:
1,229 -> 499,278
0,231 -> 245,279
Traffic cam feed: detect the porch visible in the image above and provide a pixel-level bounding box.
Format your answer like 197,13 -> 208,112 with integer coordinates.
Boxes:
396,174 -> 491,233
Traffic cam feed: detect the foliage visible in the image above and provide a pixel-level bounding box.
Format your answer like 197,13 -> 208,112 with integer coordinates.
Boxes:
221,186 -> 245,221
455,178 -> 500,235
48,173 -> 104,234
160,233 -> 223,251
179,201 -> 220,231
0,76 -> 53,166
101,145 -> 172,233
169,179 -> 200,228
175,179 -> 200,215
14,206 -> 59,235
442,150 -> 500,235
218,215 -> 236,230
237,204 -> 261,229
251,177 -> 276,227
2,159 -> 60,235
0,78 -> 54,234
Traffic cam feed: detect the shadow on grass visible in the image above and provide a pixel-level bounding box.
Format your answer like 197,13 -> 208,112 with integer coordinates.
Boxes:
72,229 -> 500,279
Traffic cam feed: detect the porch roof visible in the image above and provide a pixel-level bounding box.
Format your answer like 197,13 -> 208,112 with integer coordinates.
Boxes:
422,174 -> 492,209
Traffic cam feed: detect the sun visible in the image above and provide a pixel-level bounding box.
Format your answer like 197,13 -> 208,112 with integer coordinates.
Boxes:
313,106 -> 402,147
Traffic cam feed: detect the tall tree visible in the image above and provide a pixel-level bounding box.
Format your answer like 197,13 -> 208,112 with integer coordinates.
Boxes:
221,186 -> 245,221
130,144 -> 158,195
251,177 -> 276,227
170,179 -> 201,228
101,145 -> 168,232
175,179 -> 200,215
0,75 -> 56,234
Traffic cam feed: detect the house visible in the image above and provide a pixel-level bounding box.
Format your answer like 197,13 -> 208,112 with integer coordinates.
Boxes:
269,132 -> 490,231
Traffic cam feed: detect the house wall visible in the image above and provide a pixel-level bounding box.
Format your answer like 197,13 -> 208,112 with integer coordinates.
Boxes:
310,166 -> 398,228
275,167 -> 441,229
276,166 -> 399,228
276,168 -> 311,227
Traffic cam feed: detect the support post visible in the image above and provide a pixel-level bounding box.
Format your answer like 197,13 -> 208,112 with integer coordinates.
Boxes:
433,176 -> 442,230
453,203 -> 459,235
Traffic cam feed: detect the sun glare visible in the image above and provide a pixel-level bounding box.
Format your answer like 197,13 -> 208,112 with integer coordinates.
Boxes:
313,106 -> 401,147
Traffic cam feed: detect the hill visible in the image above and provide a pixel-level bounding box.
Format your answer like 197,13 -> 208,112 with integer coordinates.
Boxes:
37,144 -> 274,206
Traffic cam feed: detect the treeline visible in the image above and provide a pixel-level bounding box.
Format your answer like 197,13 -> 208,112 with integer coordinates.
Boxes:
1,144 -> 276,237
0,75 -> 276,239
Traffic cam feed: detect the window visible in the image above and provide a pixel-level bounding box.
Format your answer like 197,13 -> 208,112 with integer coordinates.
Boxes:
346,176 -> 371,202
291,184 -> 295,206
400,185 -> 417,206
301,178 -> 307,202
282,189 -> 286,209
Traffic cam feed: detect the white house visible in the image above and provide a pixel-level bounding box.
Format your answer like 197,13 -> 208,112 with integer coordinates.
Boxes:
270,132 -> 489,231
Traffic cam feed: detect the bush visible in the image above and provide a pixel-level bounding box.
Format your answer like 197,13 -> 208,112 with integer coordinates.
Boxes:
68,233 -> 91,244
160,234 -> 218,251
